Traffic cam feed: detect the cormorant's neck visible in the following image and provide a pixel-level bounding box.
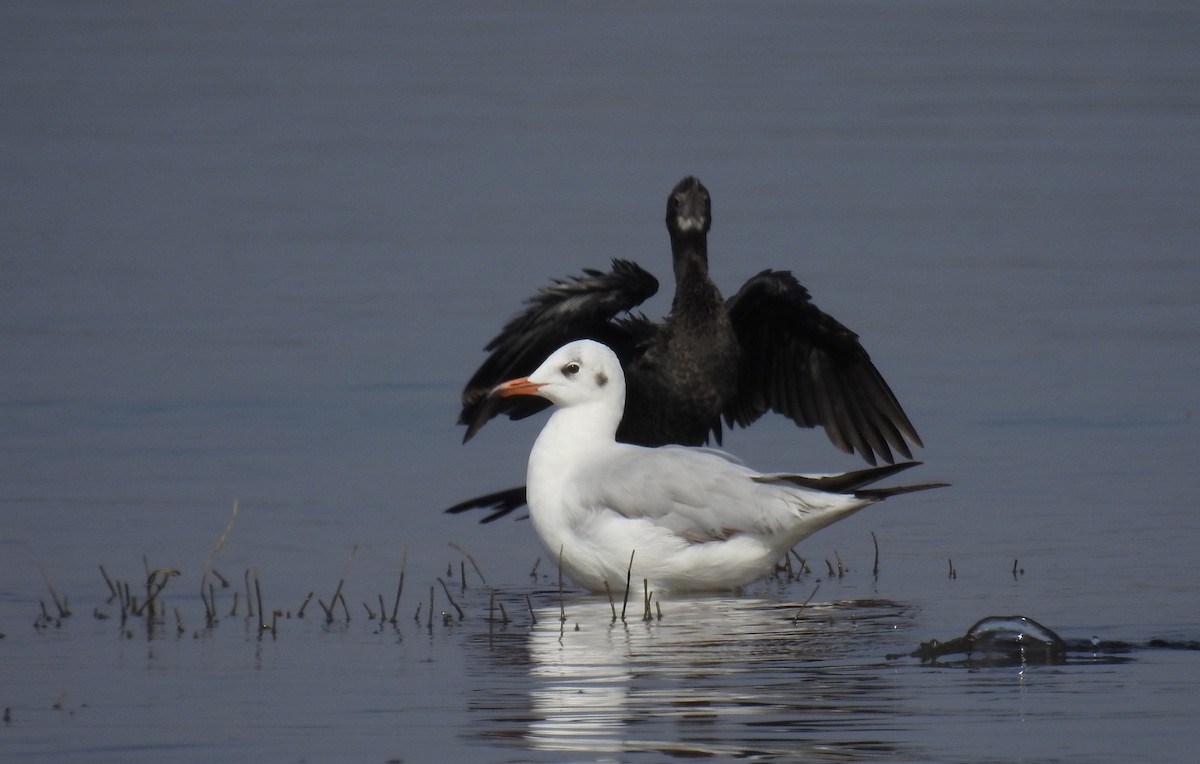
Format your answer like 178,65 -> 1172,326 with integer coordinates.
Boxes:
669,233 -> 720,316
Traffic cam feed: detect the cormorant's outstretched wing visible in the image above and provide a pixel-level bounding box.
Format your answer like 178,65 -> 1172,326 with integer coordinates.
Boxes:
459,259 -> 659,441
723,269 -> 921,466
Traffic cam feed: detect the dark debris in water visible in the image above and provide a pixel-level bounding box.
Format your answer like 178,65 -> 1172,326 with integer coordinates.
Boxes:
892,614 -> 1200,667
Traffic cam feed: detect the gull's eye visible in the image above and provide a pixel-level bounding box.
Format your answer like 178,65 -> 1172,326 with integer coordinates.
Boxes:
562,362 -> 581,376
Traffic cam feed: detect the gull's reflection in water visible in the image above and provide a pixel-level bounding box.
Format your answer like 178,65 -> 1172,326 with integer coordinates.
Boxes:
471,593 -> 918,760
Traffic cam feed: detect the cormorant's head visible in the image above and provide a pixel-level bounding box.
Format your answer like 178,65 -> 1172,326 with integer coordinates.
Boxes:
665,176 -> 712,238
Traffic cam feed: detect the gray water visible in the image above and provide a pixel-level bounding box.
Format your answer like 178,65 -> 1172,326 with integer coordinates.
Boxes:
2,2 -> 1198,761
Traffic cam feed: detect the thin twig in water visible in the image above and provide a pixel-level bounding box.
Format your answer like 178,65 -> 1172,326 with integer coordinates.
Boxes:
391,545 -> 407,623
121,581 -> 133,622
557,545 -> 566,624
604,580 -> 617,623
642,579 -> 653,622
99,565 -> 117,601
253,570 -> 267,631
200,583 -> 212,623
141,568 -> 179,617
37,563 -> 70,618
244,569 -> 255,618
792,583 -> 821,623
437,577 -> 465,620
328,578 -> 346,623
203,500 -> 239,606
871,531 -> 880,579
449,542 -> 489,588
948,558 -> 957,580
620,550 -> 635,623
789,549 -> 810,576
297,592 -> 313,618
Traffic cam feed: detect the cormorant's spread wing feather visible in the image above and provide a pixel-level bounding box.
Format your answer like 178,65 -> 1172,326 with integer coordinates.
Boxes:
724,269 -> 921,465
459,259 -> 659,441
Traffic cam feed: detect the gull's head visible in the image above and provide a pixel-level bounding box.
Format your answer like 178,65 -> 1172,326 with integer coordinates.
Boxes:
665,175 -> 712,237
492,339 -> 625,411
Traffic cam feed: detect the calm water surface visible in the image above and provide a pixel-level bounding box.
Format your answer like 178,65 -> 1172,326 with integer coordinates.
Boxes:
2,2 -> 1198,762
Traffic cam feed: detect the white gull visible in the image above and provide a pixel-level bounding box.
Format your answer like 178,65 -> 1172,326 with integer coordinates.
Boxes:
488,339 -> 946,593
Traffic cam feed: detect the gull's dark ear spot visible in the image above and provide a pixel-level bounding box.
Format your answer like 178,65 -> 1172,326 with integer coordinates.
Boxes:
595,372 -> 608,387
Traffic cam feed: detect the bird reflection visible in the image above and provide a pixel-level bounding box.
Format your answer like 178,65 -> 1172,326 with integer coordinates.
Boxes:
470,594 -> 919,759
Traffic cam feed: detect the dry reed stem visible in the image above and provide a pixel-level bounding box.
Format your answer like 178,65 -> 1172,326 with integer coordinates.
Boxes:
37,562 -> 70,618
449,542 -> 489,588
201,580 -> 216,624
436,577 -> 465,620
98,565 -> 117,601
202,500 -> 239,603
792,583 -> 821,623
327,577 -> 347,623
244,570 -> 254,618
620,550 -> 635,623
252,569 -> 268,633
390,545 -> 408,624
557,545 -> 566,624
297,591 -> 313,618
604,581 -> 617,623
789,549 -> 810,576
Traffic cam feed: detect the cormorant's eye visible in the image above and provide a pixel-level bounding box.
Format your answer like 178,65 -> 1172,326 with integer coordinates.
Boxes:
562,362 -> 581,376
